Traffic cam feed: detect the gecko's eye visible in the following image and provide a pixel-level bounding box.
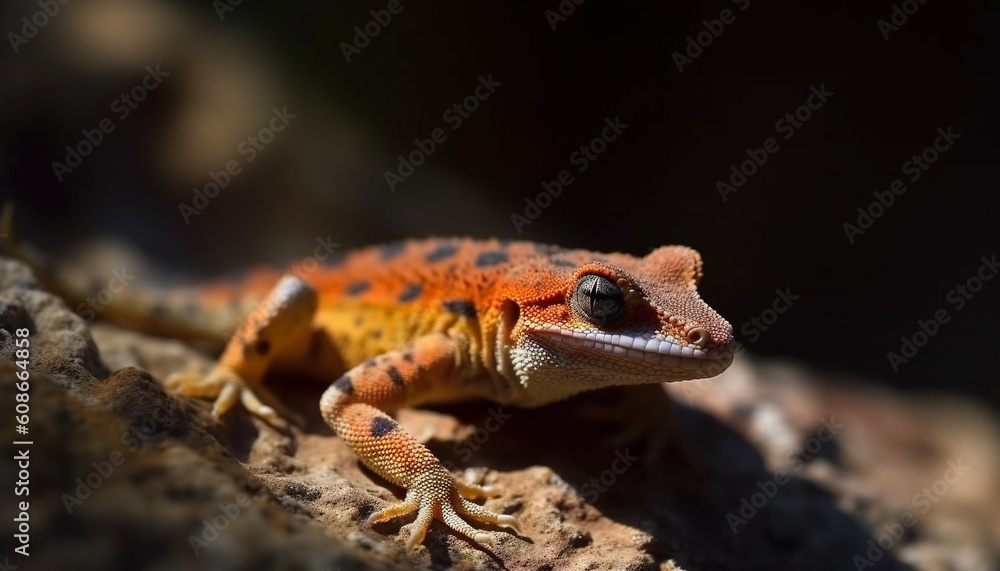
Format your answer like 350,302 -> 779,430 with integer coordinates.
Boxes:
572,274 -> 625,325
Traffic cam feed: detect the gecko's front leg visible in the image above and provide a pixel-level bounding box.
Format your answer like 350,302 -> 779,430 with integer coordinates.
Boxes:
167,275 -> 317,427
320,332 -> 521,549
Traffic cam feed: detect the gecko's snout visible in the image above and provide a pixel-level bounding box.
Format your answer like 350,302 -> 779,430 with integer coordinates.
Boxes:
689,318 -> 735,355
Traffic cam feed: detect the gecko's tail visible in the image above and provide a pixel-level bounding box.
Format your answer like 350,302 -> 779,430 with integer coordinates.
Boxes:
0,202 -> 281,350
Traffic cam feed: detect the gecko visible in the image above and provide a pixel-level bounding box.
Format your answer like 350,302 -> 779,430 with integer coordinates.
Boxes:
3,226 -> 735,549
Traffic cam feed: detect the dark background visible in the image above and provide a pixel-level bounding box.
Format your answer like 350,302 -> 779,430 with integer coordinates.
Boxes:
1,0 -> 997,407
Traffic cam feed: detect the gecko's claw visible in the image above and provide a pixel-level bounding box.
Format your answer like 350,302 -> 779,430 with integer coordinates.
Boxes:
496,514 -> 521,534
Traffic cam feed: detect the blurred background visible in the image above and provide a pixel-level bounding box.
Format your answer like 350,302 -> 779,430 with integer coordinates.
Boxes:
0,0 -> 997,409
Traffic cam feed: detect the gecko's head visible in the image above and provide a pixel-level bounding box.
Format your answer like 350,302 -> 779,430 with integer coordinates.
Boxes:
505,245 -> 734,402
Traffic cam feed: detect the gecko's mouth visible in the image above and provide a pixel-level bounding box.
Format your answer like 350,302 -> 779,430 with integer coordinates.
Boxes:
533,325 -> 733,376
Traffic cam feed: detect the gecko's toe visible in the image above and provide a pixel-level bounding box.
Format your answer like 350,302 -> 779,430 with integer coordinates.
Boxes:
166,371 -> 216,397
401,504 -> 434,550
457,497 -> 522,536
211,381 -> 242,418
237,383 -> 302,428
455,479 -> 500,500
167,367 -> 299,428
367,497 -> 419,526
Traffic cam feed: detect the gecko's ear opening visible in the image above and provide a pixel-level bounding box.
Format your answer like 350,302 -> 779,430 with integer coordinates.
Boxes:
643,246 -> 704,289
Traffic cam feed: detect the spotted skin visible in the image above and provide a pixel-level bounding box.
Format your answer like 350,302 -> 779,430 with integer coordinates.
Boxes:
38,238 -> 735,550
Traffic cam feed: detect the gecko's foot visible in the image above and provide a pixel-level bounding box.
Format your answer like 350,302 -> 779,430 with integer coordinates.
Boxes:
166,367 -> 303,428
366,469 -> 520,550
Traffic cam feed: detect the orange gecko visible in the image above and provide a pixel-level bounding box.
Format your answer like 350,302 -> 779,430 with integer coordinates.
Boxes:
6,229 -> 735,550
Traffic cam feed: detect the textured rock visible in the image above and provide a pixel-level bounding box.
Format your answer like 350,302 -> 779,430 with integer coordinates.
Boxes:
0,258 -> 107,381
1,256 -> 998,570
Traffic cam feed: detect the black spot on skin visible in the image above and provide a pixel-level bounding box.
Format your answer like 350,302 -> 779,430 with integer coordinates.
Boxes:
255,339 -> 271,355
387,366 -> 404,387
426,243 -> 458,262
371,331 -> 382,340
398,283 -> 422,302
363,360 -> 377,369
333,375 -> 353,395
534,243 -> 562,255
443,300 -> 477,318
371,416 -> 396,437
476,250 -> 509,267
346,281 -> 370,296
403,353 -> 414,363
380,241 -> 406,261
552,258 -> 577,268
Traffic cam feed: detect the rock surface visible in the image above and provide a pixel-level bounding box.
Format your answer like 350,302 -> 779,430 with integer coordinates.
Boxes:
1,256 -> 998,570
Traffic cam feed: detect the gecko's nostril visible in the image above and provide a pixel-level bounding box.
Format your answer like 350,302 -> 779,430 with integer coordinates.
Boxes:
687,327 -> 709,349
